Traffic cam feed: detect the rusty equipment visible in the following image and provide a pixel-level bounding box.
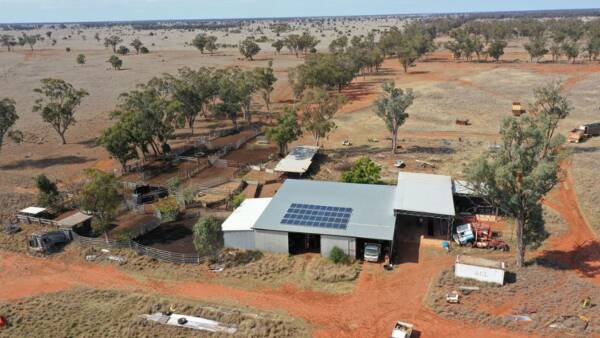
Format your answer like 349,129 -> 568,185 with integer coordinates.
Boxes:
472,223 -> 509,251
512,102 -> 526,116
455,119 -> 471,126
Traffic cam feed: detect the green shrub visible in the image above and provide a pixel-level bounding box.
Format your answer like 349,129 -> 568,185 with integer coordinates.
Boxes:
341,157 -> 382,184
329,246 -> 347,264
232,193 -> 245,209
193,216 -> 223,257
155,196 -> 180,222
35,174 -> 61,208
115,229 -> 136,241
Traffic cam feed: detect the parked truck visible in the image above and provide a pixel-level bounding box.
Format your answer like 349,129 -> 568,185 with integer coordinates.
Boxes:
568,123 -> 600,143
28,229 -> 72,253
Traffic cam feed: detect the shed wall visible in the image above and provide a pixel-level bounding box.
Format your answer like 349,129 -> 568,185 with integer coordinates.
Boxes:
320,235 -> 356,258
255,229 -> 289,253
224,231 -> 256,250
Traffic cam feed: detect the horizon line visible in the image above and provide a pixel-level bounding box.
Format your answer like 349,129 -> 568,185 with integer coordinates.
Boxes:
2,7 -> 600,26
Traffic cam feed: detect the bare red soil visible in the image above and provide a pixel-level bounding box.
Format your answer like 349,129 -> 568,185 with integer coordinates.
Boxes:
542,165 -> 600,284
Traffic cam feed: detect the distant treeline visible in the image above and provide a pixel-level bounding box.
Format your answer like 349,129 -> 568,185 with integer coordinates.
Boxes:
3,8 -> 600,31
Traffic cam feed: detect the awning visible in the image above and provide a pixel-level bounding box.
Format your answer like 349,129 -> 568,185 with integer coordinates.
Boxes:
222,198 -> 272,232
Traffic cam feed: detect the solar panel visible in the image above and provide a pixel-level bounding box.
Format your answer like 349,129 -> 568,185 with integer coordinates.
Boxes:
281,203 -> 352,229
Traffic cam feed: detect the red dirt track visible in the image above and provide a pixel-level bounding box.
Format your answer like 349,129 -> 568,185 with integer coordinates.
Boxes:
0,165 -> 597,337
0,247 -> 526,338
542,164 -> 600,284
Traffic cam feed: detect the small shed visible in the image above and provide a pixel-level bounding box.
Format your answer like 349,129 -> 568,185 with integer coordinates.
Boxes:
455,255 -> 506,285
222,198 -> 272,250
17,207 -> 52,222
57,212 -> 93,232
274,146 -> 319,175
18,207 -> 48,217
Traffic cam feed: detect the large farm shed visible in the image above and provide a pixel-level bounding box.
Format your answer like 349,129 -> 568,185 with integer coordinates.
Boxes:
223,171 -> 465,262
253,179 -> 397,258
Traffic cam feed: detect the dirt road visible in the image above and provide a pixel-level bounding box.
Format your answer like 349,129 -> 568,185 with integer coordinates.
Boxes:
542,165 -> 600,285
0,247 -> 525,338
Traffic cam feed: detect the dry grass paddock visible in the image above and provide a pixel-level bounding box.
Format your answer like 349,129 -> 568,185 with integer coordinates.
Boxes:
427,264 -> 600,336
58,245 -> 361,294
571,137 -> 600,235
0,288 -> 308,338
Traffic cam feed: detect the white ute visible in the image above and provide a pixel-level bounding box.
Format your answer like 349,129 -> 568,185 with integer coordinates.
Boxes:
390,321 -> 414,338
363,243 -> 381,262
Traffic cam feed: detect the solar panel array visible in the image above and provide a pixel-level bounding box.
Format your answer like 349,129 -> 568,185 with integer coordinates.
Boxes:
281,203 -> 352,229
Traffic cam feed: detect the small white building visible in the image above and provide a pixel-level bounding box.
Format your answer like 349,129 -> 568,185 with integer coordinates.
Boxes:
455,255 -> 506,285
222,198 -> 272,250
18,207 -> 48,217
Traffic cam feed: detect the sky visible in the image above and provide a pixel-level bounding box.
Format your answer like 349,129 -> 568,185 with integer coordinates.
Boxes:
0,0 -> 599,24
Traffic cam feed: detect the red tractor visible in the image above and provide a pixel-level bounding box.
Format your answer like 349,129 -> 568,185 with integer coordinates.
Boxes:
471,223 -> 510,251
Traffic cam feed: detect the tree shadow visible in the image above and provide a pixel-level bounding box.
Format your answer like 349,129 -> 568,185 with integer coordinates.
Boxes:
534,240 -> 600,278
366,67 -> 396,77
572,146 -> 600,154
77,137 -> 99,148
408,70 -> 430,75
0,155 -> 92,170
341,81 -> 379,103
327,144 -> 388,157
401,145 -> 456,155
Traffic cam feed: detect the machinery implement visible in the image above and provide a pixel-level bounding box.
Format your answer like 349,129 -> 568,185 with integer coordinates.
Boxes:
568,123 -> 600,143
472,223 -> 509,251
453,222 -> 509,251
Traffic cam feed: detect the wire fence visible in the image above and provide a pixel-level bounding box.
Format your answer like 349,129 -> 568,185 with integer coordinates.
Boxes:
73,233 -> 206,265
16,215 -> 60,227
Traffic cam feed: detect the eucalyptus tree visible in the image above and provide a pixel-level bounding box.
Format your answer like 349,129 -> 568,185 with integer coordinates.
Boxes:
467,83 -> 569,267
254,61 -> 277,114
374,81 -> 414,153
33,79 -> 89,144
300,87 -> 346,147
104,35 -> 123,53
0,98 -> 21,154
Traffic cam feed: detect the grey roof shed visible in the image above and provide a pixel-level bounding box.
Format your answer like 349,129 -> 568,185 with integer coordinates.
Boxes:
253,179 -> 397,241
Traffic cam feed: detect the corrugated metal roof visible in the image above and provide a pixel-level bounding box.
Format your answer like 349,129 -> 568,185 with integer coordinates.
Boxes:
222,198 -> 272,232
452,179 -> 477,196
57,212 -> 93,228
253,179 -> 397,240
18,207 -> 47,215
394,172 -> 455,217
274,146 -> 319,174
